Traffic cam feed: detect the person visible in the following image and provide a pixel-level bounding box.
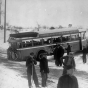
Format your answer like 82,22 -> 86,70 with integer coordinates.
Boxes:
53,44 -> 64,66
82,46 -> 87,63
65,43 -> 71,55
61,52 -> 76,75
39,53 -> 49,88
57,65 -> 79,88
53,44 -> 59,65
26,52 -> 40,88
7,46 -> 12,60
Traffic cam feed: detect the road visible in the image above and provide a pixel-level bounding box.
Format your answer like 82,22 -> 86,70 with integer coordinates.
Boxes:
0,53 -> 88,88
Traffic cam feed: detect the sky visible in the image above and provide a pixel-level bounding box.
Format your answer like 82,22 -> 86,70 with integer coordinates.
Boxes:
1,0 -> 88,28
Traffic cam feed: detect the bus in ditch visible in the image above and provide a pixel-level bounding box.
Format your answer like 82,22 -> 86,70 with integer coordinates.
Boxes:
7,27 -> 88,61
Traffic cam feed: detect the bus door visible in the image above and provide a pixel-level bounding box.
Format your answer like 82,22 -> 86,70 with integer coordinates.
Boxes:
70,33 -> 80,52
80,31 -> 87,50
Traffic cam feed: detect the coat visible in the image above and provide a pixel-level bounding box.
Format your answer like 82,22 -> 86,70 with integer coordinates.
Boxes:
82,47 -> 87,54
61,55 -> 76,69
53,46 -> 64,60
26,56 -> 37,67
26,56 -> 37,74
39,57 -> 49,73
66,45 -> 71,54
57,74 -> 78,88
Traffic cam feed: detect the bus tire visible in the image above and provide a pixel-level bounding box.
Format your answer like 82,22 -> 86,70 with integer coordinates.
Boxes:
17,51 -> 22,61
11,51 -> 18,61
7,50 -> 12,60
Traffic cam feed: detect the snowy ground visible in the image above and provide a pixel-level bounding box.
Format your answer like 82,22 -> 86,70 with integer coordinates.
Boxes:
0,52 -> 88,88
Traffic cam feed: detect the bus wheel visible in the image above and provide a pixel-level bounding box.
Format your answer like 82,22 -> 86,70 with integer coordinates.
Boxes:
11,52 -> 18,61
7,50 -> 12,60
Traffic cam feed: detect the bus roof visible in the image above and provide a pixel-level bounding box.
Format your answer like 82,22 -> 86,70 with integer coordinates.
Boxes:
9,27 -> 86,41
37,27 -> 79,38
10,32 -> 38,38
78,28 -> 87,32
38,27 -> 78,34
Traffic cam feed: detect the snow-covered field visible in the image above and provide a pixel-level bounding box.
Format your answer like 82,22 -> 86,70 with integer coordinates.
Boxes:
0,30 -> 10,50
0,54 -> 88,88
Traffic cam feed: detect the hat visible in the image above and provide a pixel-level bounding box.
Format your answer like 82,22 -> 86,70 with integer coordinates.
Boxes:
65,65 -> 73,70
40,53 -> 47,57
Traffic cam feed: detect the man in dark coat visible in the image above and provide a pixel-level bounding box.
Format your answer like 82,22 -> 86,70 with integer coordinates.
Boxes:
82,46 -> 87,63
39,53 -> 49,87
61,52 -> 76,75
65,43 -> 71,55
57,65 -> 78,88
53,44 -> 64,66
26,52 -> 40,88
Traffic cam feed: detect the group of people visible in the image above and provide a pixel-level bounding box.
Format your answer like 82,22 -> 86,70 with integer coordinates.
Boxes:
26,42 -> 88,88
26,52 -> 49,88
56,51 -> 78,88
53,43 -> 71,67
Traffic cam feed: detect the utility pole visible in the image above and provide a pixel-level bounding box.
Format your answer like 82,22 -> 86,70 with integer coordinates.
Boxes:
0,0 -> 1,26
4,0 -> 6,43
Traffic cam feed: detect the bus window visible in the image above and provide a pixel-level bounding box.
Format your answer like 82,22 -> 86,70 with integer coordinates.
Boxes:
57,37 -> 62,43
79,33 -> 81,37
81,32 -> 85,39
32,38 -> 42,46
52,36 -> 62,43
43,37 -> 52,44
17,42 -> 21,48
22,42 -> 26,47
84,32 -> 86,39
25,40 -> 32,47
18,41 -> 26,48
11,42 -> 18,50
62,35 -> 71,42
71,34 -> 79,41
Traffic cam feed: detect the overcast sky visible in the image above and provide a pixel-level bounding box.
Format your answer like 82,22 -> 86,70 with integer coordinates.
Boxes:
1,0 -> 88,28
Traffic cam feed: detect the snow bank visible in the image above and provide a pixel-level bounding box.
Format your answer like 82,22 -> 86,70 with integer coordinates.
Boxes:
75,55 -> 88,72
0,42 -> 9,50
76,63 -> 88,72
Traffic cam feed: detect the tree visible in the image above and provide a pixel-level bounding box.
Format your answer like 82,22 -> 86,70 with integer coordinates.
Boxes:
68,24 -> 72,27
58,25 -> 63,29
43,25 -> 47,29
50,26 -> 55,30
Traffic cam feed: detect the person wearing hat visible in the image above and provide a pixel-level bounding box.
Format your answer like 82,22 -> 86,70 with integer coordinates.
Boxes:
82,46 -> 87,63
65,43 -> 71,55
26,52 -> 40,88
57,65 -> 79,88
53,44 -> 64,66
61,52 -> 76,75
39,53 -> 49,88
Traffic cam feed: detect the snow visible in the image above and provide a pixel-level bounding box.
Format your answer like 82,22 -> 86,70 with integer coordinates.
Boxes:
75,55 -> 88,72
0,42 -> 9,50
0,65 -> 28,88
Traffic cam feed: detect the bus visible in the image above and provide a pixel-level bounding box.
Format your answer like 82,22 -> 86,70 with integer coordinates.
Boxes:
7,27 -> 87,61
